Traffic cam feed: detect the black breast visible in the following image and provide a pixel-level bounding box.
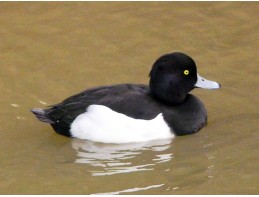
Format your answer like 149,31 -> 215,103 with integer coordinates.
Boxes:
161,94 -> 207,136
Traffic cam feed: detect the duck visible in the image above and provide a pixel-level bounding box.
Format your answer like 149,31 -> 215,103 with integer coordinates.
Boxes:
31,52 -> 221,143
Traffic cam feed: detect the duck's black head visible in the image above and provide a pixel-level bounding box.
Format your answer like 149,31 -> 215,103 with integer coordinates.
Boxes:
149,52 -> 220,104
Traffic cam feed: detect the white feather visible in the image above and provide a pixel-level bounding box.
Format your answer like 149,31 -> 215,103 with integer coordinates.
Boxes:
70,105 -> 174,143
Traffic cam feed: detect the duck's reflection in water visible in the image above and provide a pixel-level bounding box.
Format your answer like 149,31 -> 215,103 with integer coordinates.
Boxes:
71,138 -> 173,176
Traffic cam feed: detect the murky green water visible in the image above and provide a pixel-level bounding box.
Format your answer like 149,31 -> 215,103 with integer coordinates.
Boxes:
0,2 -> 258,194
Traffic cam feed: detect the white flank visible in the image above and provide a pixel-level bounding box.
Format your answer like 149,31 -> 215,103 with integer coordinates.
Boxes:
70,105 -> 174,143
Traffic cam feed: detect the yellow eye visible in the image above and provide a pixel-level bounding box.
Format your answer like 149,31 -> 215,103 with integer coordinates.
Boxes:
184,70 -> 189,75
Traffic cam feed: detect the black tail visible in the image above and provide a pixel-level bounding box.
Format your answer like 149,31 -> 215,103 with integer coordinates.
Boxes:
31,108 -> 54,124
